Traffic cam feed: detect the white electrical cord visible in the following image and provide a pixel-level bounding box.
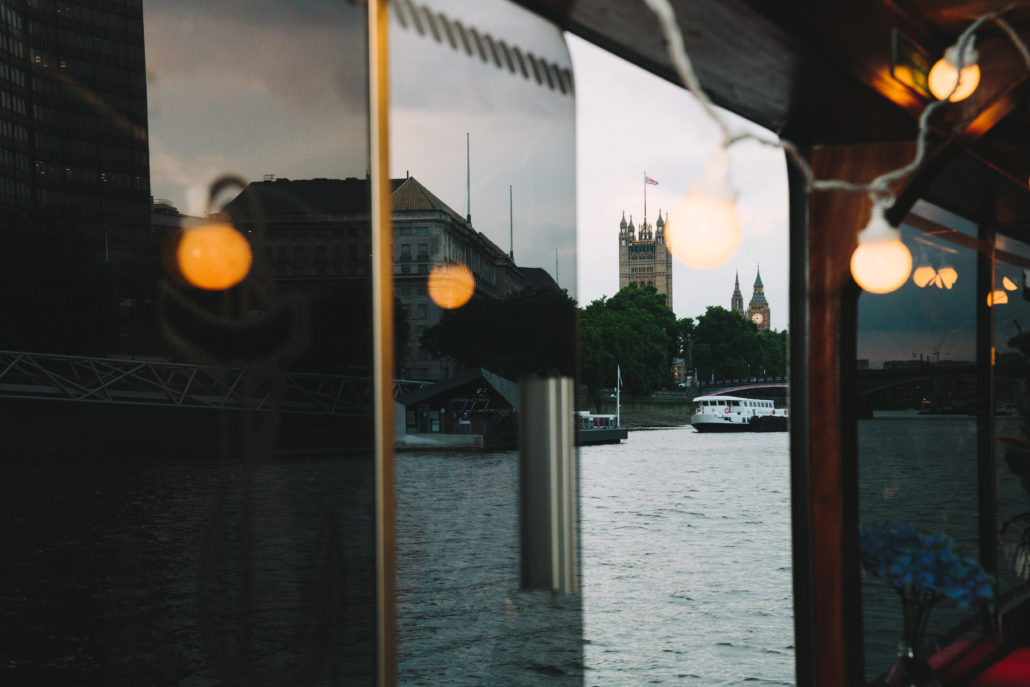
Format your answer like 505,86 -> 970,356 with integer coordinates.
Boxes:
642,0 -> 1027,208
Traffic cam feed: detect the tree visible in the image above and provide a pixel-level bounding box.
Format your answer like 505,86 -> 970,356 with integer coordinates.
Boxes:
421,287 -> 577,380
691,306 -> 787,381
579,284 -> 677,408
756,328 -> 788,377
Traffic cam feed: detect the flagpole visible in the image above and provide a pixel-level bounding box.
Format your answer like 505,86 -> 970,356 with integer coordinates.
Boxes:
616,364 -> 621,428
643,172 -> 647,226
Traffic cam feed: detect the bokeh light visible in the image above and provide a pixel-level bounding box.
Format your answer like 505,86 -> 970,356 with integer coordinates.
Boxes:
850,239 -> 912,294
988,289 -> 1009,307
665,195 -> 741,269
176,222 -> 253,290
427,263 -> 475,309
928,55 -> 980,102
936,266 -> 958,289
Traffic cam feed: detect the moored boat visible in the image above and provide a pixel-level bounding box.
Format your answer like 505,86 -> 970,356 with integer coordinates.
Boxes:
575,411 -> 628,445
690,394 -> 787,433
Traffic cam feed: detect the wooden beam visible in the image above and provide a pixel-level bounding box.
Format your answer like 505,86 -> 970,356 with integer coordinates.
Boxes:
804,141 -> 915,687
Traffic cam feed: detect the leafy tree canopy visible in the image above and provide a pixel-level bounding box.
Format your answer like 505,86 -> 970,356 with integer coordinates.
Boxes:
688,306 -> 787,381
580,284 -> 677,407
421,286 -> 577,380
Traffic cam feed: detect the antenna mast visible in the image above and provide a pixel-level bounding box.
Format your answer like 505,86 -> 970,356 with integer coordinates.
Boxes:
466,132 -> 471,224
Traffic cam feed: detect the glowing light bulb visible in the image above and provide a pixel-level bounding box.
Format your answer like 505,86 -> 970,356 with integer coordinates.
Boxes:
928,41 -> 980,102
912,253 -> 935,287
427,263 -> 475,309
665,148 -> 741,269
936,266 -> 958,289
1004,276 -> 1018,291
988,289 -> 1009,306
176,222 -> 253,290
850,209 -> 912,294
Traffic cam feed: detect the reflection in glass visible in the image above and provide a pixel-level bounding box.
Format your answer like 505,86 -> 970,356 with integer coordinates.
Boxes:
3,1 -> 378,684
390,0 -> 582,682
858,217 -> 983,679
994,238 -> 1030,612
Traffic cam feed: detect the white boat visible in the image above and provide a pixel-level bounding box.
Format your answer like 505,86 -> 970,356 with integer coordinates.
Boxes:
690,395 -> 787,433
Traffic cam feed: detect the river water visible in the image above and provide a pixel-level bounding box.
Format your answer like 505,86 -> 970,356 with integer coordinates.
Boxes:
2,424 -> 796,685
395,426 -> 794,686
579,427 -> 794,686
12,410 -> 1028,685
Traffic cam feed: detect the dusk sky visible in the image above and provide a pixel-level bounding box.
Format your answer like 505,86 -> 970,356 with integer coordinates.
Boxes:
145,0 -> 787,325
141,0 -> 1030,367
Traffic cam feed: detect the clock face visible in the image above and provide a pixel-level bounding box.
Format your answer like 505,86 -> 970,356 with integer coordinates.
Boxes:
751,313 -> 764,325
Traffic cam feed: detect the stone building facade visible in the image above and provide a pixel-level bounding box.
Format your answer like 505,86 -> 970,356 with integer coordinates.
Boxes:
618,209 -> 673,310
746,266 -> 771,331
223,176 -> 529,380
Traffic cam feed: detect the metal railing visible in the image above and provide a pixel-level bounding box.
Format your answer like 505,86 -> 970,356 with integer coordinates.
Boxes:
0,351 -> 432,416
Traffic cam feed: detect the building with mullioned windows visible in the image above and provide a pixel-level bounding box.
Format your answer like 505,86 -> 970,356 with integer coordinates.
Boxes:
0,0 -> 150,258
617,209 -> 673,310
222,175 -> 539,380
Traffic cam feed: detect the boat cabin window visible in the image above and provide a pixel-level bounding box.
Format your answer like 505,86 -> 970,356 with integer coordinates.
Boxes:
855,198 -> 1030,680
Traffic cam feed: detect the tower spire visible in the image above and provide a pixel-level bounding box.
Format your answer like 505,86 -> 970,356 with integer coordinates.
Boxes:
731,269 -> 745,318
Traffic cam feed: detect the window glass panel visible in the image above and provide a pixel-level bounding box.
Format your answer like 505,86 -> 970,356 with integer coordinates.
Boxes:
995,235 -> 1030,609
390,0 -> 581,681
858,219 -> 984,679
2,2 -> 377,683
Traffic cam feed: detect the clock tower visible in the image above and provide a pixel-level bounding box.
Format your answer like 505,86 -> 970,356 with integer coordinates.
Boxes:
746,266 -> 770,331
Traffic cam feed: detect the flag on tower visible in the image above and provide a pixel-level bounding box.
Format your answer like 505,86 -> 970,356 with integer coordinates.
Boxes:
645,176 -> 658,185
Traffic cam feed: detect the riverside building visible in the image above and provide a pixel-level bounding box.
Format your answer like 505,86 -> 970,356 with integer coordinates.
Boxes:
618,208 -> 673,310
222,175 -> 531,380
0,0 -> 150,259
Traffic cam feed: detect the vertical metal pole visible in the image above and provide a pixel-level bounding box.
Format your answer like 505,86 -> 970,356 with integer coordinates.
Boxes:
368,1 -> 396,684
509,184 -> 514,261
616,364 -> 621,428
519,376 -> 577,593
977,225 -> 999,635
466,132 -> 471,224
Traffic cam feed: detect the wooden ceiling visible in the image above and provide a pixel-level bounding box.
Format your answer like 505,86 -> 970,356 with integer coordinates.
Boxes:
516,0 -> 1030,233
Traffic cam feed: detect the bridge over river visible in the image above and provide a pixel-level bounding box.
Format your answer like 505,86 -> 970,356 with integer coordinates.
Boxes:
0,350 -> 432,417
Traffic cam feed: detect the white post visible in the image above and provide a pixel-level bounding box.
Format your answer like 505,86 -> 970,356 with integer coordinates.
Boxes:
616,364 -> 621,428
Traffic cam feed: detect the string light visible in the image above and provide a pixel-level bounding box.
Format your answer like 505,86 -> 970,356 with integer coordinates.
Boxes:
928,40 -> 980,101
849,206 -> 912,294
1003,276 -> 1019,291
988,289 -> 1009,306
935,265 -> 958,289
665,148 -> 741,268
912,253 -> 935,287
427,263 -> 476,309
176,222 -> 253,290
641,0 -> 1030,293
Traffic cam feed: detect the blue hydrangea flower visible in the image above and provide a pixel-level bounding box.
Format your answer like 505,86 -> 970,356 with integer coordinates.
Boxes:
859,522 -> 995,610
